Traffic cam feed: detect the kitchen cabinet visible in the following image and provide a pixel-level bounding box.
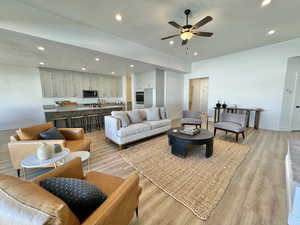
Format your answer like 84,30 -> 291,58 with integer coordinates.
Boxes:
39,68 -> 122,98
72,73 -> 83,97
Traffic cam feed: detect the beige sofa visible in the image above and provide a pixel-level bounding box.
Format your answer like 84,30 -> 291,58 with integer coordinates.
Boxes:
105,108 -> 171,148
0,158 -> 141,225
8,122 -> 91,176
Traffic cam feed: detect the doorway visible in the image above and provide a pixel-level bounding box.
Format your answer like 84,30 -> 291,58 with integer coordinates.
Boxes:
292,73 -> 300,130
189,77 -> 209,113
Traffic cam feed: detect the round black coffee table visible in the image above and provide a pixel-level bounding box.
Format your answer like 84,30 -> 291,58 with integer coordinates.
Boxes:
167,127 -> 214,158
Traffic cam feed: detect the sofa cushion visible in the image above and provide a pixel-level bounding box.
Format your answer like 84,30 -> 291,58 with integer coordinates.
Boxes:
40,127 -> 65,140
0,173 -> 80,225
111,111 -> 130,128
181,118 -> 202,125
137,109 -> 147,121
127,110 -> 142,123
17,122 -> 54,140
66,138 -> 91,152
145,119 -> 171,129
215,122 -> 244,132
159,108 -> 167,119
117,123 -> 151,137
40,177 -> 107,222
145,108 -> 160,121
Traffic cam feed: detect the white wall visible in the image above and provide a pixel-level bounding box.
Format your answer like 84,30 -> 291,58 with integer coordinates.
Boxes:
165,71 -> 184,120
184,38 -> 300,130
0,64 -> 45,130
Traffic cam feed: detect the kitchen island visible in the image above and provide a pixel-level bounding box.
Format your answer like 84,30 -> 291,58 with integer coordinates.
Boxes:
43,105 -> 124,131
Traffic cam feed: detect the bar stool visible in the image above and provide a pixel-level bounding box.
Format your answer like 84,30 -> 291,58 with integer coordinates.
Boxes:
87,114 -> 101,132
70,115 -> 88,132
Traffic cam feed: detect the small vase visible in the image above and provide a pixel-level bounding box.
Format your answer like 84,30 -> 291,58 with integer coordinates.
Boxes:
36,143 -> 53,160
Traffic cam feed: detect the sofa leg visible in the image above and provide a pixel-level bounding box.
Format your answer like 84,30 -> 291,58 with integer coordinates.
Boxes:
236,133 -> 239,142
225,130 -> 228,134
135,207 -> 139,218
17,169 -> 21,178
242,132 -> 245,139
214,128 -> 216,136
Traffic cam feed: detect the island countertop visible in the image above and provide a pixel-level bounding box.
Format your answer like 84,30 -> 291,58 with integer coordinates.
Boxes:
43,105 -> 124,113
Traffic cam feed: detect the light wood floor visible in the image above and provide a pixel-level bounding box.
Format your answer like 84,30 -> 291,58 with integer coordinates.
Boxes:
0,122 -> 297,225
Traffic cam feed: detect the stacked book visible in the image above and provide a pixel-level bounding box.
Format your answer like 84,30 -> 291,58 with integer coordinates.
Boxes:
179,127 -> 201,136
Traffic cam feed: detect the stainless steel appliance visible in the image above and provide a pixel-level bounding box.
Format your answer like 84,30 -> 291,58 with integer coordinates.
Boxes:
83,90 -> 98,98
136,92 -> 144,104
144,88 -> 154,108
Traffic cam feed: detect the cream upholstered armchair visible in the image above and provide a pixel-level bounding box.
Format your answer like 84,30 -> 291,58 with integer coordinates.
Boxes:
8,122 -> 91,177
181,110 -> 208,129
214,112 -> 247,142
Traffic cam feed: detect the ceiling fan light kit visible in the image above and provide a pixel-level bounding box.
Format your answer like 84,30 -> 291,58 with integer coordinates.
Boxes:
161,9 -> 213,45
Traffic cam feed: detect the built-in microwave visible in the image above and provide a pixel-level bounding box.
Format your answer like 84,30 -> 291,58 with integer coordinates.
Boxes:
83,90 -> 98,98
136,92 -> 144,104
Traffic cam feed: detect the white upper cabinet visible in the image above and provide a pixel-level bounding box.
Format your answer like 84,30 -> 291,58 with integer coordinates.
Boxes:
72,73 -> 83,97
39,68 -> 122,98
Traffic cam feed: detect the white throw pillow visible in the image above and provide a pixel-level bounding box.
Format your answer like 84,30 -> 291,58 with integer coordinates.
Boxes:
159,108 -> 167,119
127,110 -> 142,123
145,108 -> 160,121
111,111 -> 130,127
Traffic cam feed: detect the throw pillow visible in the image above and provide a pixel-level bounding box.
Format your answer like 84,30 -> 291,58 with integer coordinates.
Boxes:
39,127 -> 65,140
127,110 -> 142,123
111,111 -> 130,127
146,108 -> 160,121
40,177 -> 107,222
159,108 -> 167,119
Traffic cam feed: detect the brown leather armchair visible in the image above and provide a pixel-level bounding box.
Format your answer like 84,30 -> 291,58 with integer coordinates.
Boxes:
0,158 -> 141,225
8,122 -> 91,176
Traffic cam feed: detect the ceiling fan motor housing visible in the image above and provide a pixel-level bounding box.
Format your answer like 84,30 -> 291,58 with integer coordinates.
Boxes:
184,9 -> 191,16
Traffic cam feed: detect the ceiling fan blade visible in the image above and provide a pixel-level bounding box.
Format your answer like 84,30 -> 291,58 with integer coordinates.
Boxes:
193,32 -> 213,37
193,16 -> 213,29
161,34 -> 179,40
182,39 -> 188,45
168,21 -> 183,30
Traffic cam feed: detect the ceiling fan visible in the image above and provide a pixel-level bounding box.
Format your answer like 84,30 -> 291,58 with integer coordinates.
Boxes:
161,9 -> 213,46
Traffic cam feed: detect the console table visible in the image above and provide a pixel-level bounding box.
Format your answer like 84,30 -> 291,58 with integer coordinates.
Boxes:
214,107 -> 263,129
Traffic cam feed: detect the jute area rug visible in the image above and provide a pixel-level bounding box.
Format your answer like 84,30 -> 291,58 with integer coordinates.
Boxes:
119,135 -> 250,221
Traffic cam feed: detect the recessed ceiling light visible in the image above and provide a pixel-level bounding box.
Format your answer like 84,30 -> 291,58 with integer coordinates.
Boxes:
111,71 -> 115,75
261,0 -> 271,7
130,64 -> 134,68
95,57 -> 100,61
115,14 -> 122,22
194,52 -> 198,56
39,62 -> 45,65
169,40 -> 174,45
268,30 -> 276,35
81,67 -> 87,71
37,46 -> 45,51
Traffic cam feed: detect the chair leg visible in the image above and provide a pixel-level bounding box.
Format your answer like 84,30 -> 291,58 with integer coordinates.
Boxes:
236,133 -> 239,142
135,207 -> 139,218
214,128 -> 217,136
242,131 -> 245,139
17,169 -> 20,178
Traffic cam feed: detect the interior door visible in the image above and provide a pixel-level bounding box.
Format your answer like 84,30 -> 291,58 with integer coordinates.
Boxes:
292,73 -> 300,130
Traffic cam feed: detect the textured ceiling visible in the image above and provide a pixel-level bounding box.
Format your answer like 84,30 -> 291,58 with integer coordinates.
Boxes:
0,29 -> 157,76
13,0 -> 300,61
